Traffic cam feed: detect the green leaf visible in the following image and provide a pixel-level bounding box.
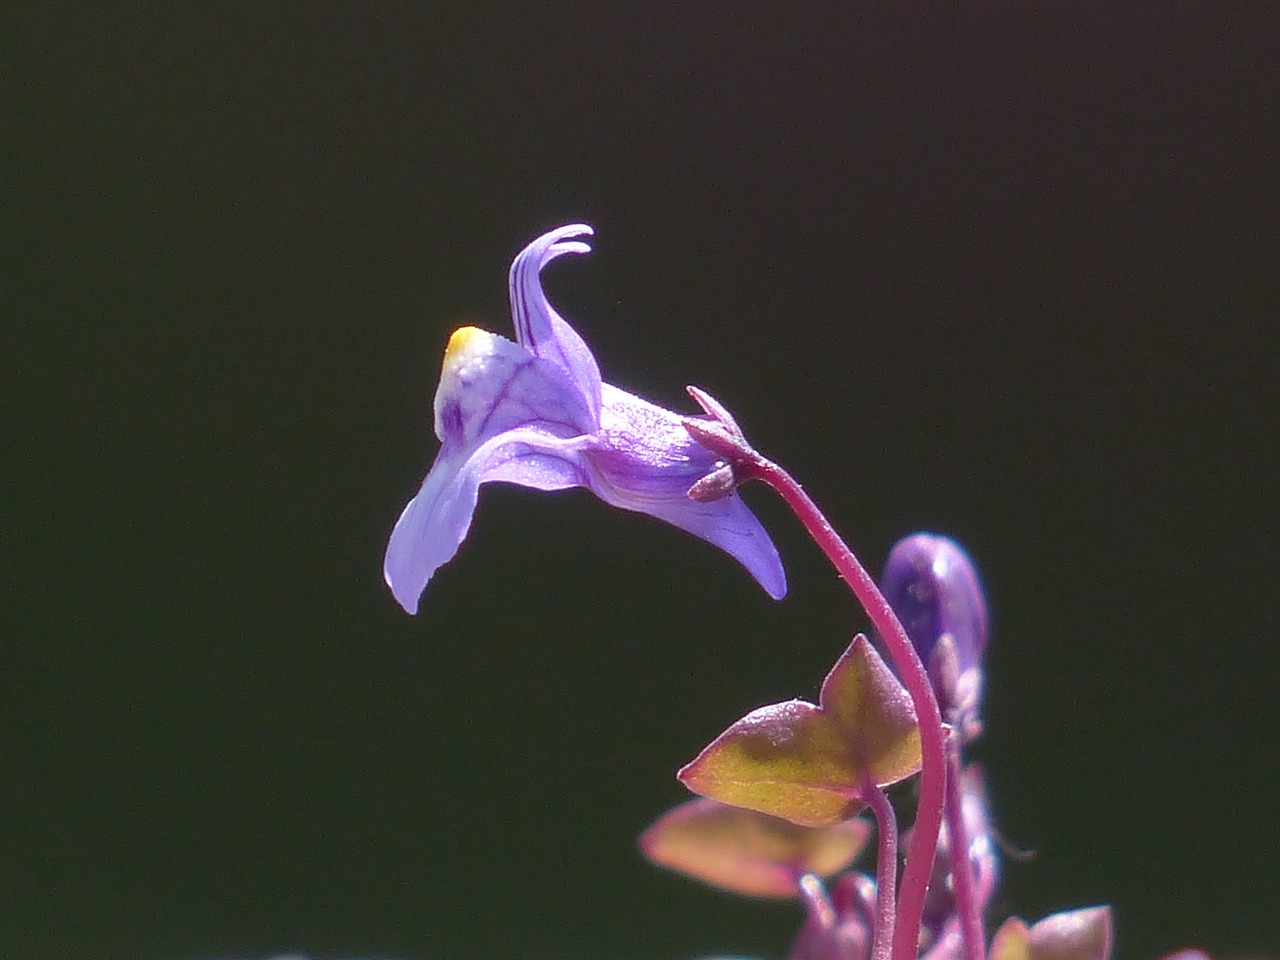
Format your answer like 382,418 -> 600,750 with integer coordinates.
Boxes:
639,796 -> 871,898
678,636 -> 922,827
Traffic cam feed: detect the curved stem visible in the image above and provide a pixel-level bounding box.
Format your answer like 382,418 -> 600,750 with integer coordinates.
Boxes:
790,874 -> 837,960
741,455 -> 947,960
864,785 -> 899,960
944,740 -> 986,960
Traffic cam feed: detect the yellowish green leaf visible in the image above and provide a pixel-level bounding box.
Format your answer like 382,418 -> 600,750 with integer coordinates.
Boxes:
678,637 -> 922,827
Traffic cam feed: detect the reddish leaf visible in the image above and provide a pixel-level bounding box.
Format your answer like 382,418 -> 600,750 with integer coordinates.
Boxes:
991,908 -> 1113,960
639,796 -> 871,898
678,636 -> 922,827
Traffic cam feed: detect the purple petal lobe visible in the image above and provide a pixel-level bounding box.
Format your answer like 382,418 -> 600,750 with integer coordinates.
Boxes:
385,450 -> 480,615
384,429 -> 593,614
508,224 -> 602,418
384,328 -> 597,613
588,385 -> 786,599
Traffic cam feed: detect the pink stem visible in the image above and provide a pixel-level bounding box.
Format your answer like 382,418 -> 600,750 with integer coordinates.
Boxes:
741,456 -> 947,960
944,740 -> 985,960
864,785 -> 899,960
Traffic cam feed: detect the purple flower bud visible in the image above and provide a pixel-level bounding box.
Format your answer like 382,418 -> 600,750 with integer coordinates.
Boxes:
880,534 -> 987,675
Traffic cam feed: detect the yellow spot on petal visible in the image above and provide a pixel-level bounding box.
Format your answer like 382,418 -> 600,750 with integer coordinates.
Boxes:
440,325 -> 500,377
444,325 -> 489,362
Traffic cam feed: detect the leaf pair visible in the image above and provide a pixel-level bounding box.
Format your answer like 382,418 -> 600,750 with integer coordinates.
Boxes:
678,636 -> 922,828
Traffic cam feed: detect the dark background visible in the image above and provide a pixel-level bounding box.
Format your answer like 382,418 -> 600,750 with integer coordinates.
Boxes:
6,4 -> 1276,960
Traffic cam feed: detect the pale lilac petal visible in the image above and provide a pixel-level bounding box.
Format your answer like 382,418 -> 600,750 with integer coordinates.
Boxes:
385,452 -> 478,615
384,430 -> 593,614
508,224 -> 602,417
386,326 -> 599,614
433,326 -> 594,449
586,385 -> 786,599
637,492 -> 786,600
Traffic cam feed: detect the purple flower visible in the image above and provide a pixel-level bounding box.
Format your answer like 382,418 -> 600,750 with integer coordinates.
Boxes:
384,224 -> 786,614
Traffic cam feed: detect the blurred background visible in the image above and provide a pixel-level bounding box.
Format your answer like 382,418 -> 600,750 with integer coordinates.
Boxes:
6,4 -> 1276,960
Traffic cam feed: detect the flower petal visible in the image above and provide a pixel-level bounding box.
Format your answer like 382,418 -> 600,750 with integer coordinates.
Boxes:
588,384 -> 786,598
386,326 -> 600,614
384,428 -> 594,614
508,224 -> 603,418
388,227 -> 791,613
433,326 -> 595,449
646,495 -> 787,600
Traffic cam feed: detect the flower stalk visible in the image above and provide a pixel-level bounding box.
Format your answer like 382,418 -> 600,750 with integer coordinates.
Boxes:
944,738 -> 986,960
683,387 -> 946,960
743,455 -> 946,960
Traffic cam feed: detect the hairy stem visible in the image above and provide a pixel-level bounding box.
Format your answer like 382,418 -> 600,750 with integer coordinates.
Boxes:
741,456 -> 946,960
944,740 -> 986,960
864,785 -> 900,960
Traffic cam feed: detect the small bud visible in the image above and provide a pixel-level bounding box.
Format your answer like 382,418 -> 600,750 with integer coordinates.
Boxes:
788,873 -> 875,960
798,873 -> 838,928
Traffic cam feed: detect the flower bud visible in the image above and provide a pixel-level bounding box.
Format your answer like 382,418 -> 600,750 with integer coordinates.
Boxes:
880,533 -> 988,730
